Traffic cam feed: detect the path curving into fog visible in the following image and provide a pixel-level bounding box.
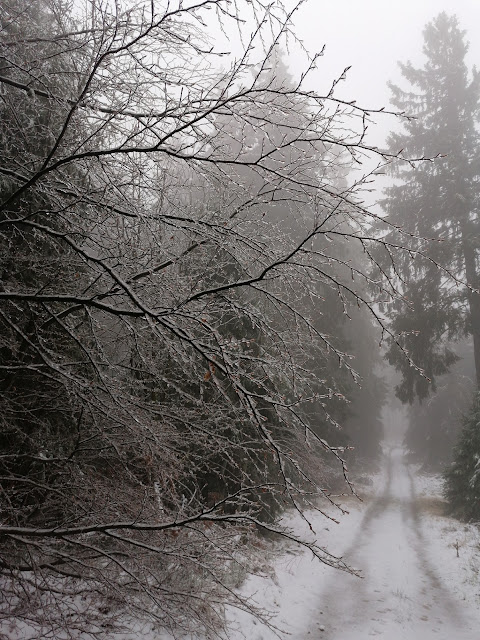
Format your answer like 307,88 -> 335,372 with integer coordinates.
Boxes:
304,446 -> 478,640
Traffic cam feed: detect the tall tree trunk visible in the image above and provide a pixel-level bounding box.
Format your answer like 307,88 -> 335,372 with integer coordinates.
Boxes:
461,221 -> 480,387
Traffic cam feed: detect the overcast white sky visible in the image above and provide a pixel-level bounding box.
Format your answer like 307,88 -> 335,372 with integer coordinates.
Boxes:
273,0 -> 480,187
288,0 -> 480,111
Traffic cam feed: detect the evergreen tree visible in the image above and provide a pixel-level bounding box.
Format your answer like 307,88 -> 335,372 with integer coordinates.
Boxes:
343,308 -> 386,462
380,13 -> 480,402
444,392 -> 480,520
380,13 -> 480,512
404,339 -> 475,469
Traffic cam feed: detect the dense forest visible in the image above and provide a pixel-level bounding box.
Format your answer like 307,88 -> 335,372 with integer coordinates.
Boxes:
1,2 -> 479,638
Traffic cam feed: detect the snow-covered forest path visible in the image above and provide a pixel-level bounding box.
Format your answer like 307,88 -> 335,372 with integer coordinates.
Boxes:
303,446 -> 479,640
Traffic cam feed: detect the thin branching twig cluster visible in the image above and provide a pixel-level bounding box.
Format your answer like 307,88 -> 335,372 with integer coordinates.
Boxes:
0,1 -> 448,637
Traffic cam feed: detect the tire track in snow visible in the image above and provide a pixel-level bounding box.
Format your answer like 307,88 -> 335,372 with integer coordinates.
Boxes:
303,446 -> 476,640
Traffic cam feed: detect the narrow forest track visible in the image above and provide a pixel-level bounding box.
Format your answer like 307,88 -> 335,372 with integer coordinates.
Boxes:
303,446 -> 479,640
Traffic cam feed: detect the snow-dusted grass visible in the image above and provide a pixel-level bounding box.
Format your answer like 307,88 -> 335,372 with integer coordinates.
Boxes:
415,470 -> 480,607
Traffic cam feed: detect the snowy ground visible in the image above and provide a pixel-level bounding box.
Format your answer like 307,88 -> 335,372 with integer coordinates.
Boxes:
14,444 -> 477,640
224,443 -> 480,640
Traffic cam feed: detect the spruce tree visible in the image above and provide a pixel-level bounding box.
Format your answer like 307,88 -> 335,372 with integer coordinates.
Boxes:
444,392 -> 480,520
380,13 -> 480,510
380,13 -> 480,402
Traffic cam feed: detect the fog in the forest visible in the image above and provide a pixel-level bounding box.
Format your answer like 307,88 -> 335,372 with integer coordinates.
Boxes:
289,1 -> 480,136
1,1 -> 480,638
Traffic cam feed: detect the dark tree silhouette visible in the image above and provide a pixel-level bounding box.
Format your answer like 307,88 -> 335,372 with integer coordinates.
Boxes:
380,13 -> 480,402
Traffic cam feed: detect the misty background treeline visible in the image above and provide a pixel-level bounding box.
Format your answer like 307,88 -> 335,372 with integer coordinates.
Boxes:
0,1 -> 479,638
